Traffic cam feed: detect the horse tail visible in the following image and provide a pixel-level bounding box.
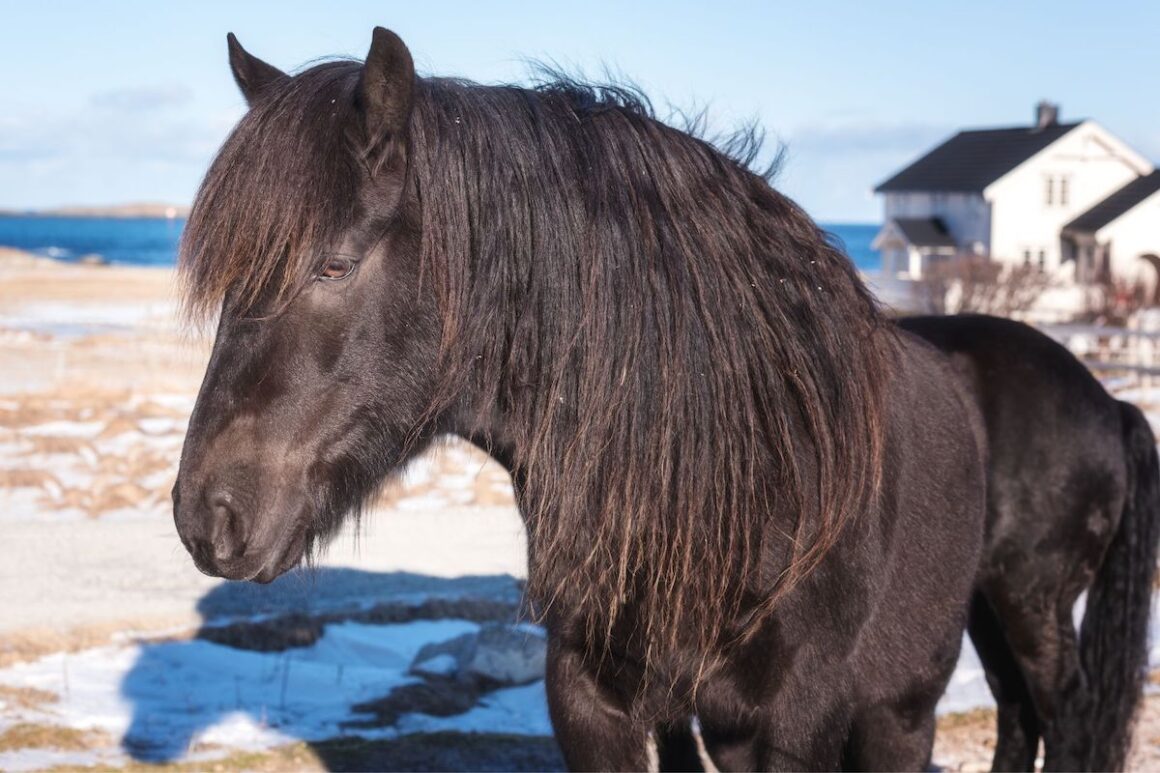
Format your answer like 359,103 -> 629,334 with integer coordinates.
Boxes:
1079,400 -> 1160,770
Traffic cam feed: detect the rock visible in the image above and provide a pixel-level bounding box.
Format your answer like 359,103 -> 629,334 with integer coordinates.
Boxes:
463,624 -> 546,686
410,632 -> 476,678
411,652 -> 459,678
409,624 -> 547,687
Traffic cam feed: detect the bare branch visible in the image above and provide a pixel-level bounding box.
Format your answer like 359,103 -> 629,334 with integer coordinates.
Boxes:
911,254 -> 1056,317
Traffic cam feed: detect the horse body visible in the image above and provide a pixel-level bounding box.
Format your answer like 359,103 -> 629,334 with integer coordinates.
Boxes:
173,28 -> 986,770
901,314 -> 1160,771
706,333 -> 985,771
548,331 -> 985,770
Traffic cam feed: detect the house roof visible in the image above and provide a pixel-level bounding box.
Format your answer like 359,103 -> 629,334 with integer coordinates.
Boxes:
1065,171 -> 1160,233
890,217 -> 957,249
875,122 -> 1082,193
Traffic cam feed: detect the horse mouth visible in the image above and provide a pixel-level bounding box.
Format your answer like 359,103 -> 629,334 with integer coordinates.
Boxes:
250,526 -> 310,584
188,523 -> 310,584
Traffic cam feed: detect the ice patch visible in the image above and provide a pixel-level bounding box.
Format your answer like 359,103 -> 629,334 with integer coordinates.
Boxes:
137,417 -> 181,435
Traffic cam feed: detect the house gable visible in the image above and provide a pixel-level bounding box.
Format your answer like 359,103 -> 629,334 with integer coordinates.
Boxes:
1064,174 -> 1160,285
983,120 -> 1153,199
981,120 -> 1152,272
874,122 -> 1081,193
872,217 -> 957,279
1064,171 -> 1160,235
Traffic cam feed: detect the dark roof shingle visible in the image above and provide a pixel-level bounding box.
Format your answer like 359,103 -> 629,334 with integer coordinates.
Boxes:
891,217 -> 957,249
875,122 -> 1081,193
1065,171 -> 1160,233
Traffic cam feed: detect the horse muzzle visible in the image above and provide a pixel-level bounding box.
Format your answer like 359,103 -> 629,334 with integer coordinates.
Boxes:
172,477 -> 310,583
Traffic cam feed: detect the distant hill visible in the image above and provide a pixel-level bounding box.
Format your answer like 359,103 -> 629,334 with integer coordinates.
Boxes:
0,202 -> 190,219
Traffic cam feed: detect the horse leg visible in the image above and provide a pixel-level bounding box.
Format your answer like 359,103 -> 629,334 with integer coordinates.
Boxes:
983,582 -> 1090,772
655,720 -> 706,772
544,636 -> 651,771
1011,605 -> 1089,772
694,696 -> 836,771
844,596 -> 971,771
966,592 -> 1041,771
700,690 -> 850,771
843,701 -> 937,772
696,716 -> 759,771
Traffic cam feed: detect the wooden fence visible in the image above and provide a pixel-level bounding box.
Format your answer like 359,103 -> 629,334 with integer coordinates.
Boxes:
1041,323 -> 1160,383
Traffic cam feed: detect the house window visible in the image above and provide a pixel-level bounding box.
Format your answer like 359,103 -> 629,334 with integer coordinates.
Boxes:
1045,176 -> 1054,206
1059,176 -> 1069,207
1023,249 -> 1032,266
1037,249 -> 1046,271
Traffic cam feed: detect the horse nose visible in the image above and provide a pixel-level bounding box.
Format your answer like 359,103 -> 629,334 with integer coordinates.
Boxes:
207,490 -> 248,562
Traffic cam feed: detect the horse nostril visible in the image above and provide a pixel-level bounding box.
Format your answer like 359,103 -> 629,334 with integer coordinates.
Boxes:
208,492 -> 248,562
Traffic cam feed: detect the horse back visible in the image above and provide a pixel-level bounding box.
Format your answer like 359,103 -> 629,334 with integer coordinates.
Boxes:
742,330 -> 987,708
898,314 -> 1128,569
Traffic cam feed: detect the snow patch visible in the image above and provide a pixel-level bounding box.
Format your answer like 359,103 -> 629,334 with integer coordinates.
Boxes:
20,420 -> 104,438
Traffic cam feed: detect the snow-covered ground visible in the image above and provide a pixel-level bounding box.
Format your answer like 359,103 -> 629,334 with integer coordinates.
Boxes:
0,558 -> 1152,771
2,404 -> 1159,769
3,263 -> 1160,770
0,299 -> 178,338
0,619 -> 551,771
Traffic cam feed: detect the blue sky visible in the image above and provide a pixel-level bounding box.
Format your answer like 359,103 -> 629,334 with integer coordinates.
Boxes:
1,0 -> 1156,222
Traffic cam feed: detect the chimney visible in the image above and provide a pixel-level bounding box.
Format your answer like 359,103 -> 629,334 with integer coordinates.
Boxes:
1035,100 -> 1059,130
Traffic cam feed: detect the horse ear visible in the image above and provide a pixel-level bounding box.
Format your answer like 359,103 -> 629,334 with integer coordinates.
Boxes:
226,33 -> 287,106
358,27 -> 415,142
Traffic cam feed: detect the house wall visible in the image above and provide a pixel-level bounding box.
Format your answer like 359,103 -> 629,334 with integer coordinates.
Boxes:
882,191 -> 990,252
1098,190 -> 1160,284
885,246 -> 911,277
986,121 -> 1151,274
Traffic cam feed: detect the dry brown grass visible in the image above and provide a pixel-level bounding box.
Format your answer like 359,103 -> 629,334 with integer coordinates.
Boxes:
936,707 -> 997,733
372,443 -> 516,510
0,468 -> 61,489
1,386 -> 184,518
2,375 -> 519,518
932,690 -> 1160,771
0,260 -> 520,522
36,735 -> 566,773
40,743 -> 327,773
0,258 -> 175,305
22,435 -> 96,456
0,621 -> 189,668
0,683 -> 57,710
0,722 -> 111,752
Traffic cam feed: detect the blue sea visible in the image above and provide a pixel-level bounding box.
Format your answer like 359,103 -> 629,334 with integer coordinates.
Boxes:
0,216 -> 883,271
0,215 -> 185,267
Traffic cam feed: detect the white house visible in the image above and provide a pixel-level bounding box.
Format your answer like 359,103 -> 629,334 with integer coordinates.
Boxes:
872,103 -> 1158,292
1062,172 -> 1160,284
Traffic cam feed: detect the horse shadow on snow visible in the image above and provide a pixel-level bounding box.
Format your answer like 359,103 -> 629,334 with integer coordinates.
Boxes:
118,568 -> 565,771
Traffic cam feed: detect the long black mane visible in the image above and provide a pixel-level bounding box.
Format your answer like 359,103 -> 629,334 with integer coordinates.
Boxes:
180,63 -> 891,665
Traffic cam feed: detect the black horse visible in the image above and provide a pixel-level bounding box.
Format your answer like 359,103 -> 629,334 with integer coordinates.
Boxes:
173,29 -> 986,769
899,315 -> 1159,772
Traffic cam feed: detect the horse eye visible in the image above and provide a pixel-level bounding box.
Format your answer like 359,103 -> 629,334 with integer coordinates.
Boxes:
318,256 -> 355,280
